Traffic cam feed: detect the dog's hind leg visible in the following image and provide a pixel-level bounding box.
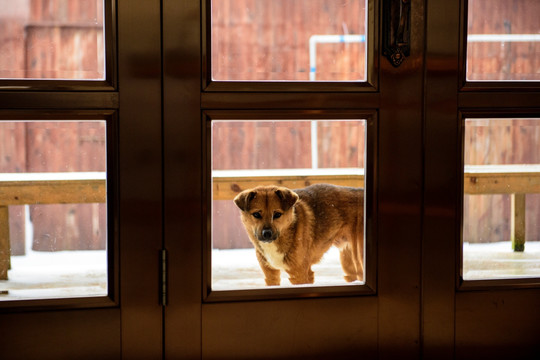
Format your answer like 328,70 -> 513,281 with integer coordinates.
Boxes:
350,237 -> 364,282
339,246 -> 359,282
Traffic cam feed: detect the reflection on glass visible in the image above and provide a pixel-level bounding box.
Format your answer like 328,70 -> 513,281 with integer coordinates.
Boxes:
0,0 -> 105,80
211,120 -> 366,290
463,118 -> 540,280
467,0 -> 540,81
0,121 -> 107,300
211,0 -> 367,81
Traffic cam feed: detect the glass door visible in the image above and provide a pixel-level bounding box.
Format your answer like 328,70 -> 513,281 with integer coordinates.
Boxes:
423,0 -> 540,358
0,1 -> 163,358
163,0 -> 424,358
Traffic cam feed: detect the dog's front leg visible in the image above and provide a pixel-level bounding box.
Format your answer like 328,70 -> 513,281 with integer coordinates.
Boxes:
256,250 -> 281,286
287,267 -> 314,285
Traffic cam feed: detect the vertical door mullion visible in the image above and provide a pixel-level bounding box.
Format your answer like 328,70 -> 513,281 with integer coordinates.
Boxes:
162,0 -> 203,358
377,0 -> 425,357
118,0 -> 164,357
422,0 -> 461,356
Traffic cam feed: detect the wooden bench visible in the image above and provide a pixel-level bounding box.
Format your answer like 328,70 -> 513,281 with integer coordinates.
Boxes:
212,168 -> 365,200
0,172 -> 106,280
464,164 -> 540,251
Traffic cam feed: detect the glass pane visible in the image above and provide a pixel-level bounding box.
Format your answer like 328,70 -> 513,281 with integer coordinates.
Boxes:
211,119 -> 366,290
211,0 -> 367,81
463,118 -> 540,280
0,120 -> 108,300
466,0 -> 540,81
0,0 -> 105,80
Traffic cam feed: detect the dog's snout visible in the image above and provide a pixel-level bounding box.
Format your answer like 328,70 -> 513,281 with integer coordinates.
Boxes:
262,228 -> 273,240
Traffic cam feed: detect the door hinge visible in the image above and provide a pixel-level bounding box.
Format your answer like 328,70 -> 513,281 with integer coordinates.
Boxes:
160,249 -> 168,306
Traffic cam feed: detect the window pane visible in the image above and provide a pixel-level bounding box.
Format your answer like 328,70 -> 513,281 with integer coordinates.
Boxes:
0,0 -> 105,80
211,0 -> 367,81
211,120 -> 366,290
463,118 -> 540,280
0,120 -> 108,300
466,0 -> 540,81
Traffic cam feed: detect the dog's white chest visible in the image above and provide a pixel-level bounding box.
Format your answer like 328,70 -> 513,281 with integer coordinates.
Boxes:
260,242 -> 288,270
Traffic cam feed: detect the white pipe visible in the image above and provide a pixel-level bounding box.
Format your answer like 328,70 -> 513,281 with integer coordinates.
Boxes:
311,120 -> 318,169
309,34 -> 366,81
468,34 -> 540,42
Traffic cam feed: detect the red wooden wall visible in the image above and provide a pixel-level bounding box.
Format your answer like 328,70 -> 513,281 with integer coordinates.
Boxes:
0,0 -> 104,79
467,0 -> 540,80
211,0 -> 366,81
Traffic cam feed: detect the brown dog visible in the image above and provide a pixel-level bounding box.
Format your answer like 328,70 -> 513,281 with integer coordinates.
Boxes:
234,183 -> 364,286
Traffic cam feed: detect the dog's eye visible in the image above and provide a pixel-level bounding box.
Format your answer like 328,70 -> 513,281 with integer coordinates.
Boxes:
273,212 -> 282,219
252,212 -> 262,219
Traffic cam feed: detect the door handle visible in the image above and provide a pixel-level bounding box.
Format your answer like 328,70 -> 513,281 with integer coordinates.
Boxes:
383,0 -> 411,67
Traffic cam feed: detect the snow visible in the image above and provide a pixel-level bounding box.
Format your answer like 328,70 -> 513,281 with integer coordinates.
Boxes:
212,246 -> 358,290
0,250 -> 107,301
1,241 -> 539,301
463,241 -> 540,280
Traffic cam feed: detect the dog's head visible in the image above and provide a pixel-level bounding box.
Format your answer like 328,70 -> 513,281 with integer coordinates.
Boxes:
233,186 -> 299,243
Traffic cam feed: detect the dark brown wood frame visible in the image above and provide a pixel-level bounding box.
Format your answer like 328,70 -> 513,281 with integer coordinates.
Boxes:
457,110 -> 540,292
201,0 -> 380,93
202,110 -> 378,303
0,110 -> 119,312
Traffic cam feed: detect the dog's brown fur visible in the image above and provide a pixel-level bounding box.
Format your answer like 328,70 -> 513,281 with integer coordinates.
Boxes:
234,184 -> 364,286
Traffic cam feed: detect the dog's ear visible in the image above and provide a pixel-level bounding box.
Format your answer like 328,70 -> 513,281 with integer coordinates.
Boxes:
275,188 -> 299,211
234,189 -> 257,211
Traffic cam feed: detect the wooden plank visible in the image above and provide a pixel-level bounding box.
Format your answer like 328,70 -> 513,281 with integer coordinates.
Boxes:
464,165 -> 540,194
0,172 -> 106,205
212,168 -> 364,200
0,180 -> 106,205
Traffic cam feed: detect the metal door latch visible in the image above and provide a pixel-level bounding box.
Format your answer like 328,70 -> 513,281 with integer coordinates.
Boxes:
383,0 -> 411,67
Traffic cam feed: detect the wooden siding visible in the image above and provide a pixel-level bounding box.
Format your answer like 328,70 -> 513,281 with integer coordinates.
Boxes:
211,0 -> 366,81
0,0 -> 104,79
467,0 -> 540,80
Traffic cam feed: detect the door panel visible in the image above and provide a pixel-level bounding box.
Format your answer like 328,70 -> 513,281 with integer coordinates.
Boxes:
202,297 -> 378,359
456,289 -> 540,360
0,309 -> 120,359
165,0 -> 423,358
424,0 -> 540,358
0,0 -> 163,358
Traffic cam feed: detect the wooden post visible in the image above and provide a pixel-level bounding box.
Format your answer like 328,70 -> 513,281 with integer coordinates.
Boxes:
0,206 -> 10,280
511,193 -> 526,252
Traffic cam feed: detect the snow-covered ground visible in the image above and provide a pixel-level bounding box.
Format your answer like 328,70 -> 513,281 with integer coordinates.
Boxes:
212,246 -> 356,290
463,241 -> 540,280
1,241 -> 539,301
1,250 -> 107,301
